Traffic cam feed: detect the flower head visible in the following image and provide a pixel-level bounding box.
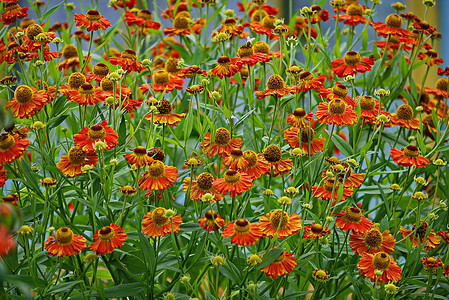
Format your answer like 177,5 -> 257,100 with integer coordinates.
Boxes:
45,227 -> 86,257
142,207 -> 182,237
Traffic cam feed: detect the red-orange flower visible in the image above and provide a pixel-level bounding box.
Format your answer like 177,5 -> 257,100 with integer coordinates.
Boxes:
418,49 -> 444,66
258,209 -> 302,239
286,108 -> 314,128
45,227 -> 86,257
319,83 -> 357,108
0,225 -> 15,257
389,104 -> 420,130
0,132 -> 30,164
222,219 -> 263,245
255,75 -> 291,99
232,42 -> 266,67
125,146 -> 154,168
242,151 -> 270,179
422,257 -> 444,273
358,95 -> 386,123
331,51 -> 375,78
3,194 -> 19,206
5,85 -> 49,119
74,10 -> 111,32
357,252 -> 402,283
437,231 -> 449,243
315,99 -> 358,126
390,145 -> 430,168
284,123 -> 325,157
138,161 -> 178,196
210,56 -> 240,79
295,72 -> 326,93
213,170 -> 253,197
142,70 -> 184,93
260,145 -> 293,177
335,4 -> 366,26
110,49 -> 144,73
202,128 -> 243,158
0,3 -> 28,25
305,5 -> 329,24
124,10 -> 161,29
56,146 -> 98,177
73,121 -> 119,152
0,165 -> 7,188
182,172 -> 223,202
303,223 -> 331,240
198,210 -> 226,232
373,14 -> 410,38
400,221 -> 441,251
163,14 -> 205,36
334,207 -> 373,233
223,149 -> 249,171
312,178 -> 354,202
216,17 -> 245,38
142,207 -> 182,238
349,226 -> 396,256
260,250 -> 297,279
90,224 -> 127,255
67,83 -> 103,106
145,99 -> 186,127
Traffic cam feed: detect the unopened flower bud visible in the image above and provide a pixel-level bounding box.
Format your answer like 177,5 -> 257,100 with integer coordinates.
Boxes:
224,9 -> 234,18
423,0 -> 435,7
374,89 -> 390,97
439,201 -> 447,209
291,148 -> 303,157
84,253 -> 98,263
326,171 -> 334,178
93,141 -> 107,151
52,37 -> 62,43
284,187 -> 299,195
392,2 -> 406,11
414,176 -> 427,186
164,209 -> 175,218
385,283 -> 399,295
142,59 -> 152,68
47,226 -> 55,233
302,203 -> 313,210
164,293 -> 175,300
389,184 -> 401,191
427,212 -> 438,222
110,158 -> 119,166
320,237 -> 329,245
278,196 -> 292,205
81,164 -> 95,172
202,193 -> 214,203
325,216 -> 333,223
247,254 -> 262,265
374,269 -> 383,275
34,60 -> 44,67
247,282 -> 257,291
433,159 -> 447,166
18,225 -> 33,235
32,121 -> 46,130
180,274 -> 191,285
107,72 -> 121,81
209,91 -> 221,101
416,106 -> 423,112
263,189 -> 274,196
211,255 -> 225,266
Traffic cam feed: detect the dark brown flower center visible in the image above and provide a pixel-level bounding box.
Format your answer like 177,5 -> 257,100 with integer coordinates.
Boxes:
0,134 -> 15,151
68,72 -> 86,89
344,51 -> 362,66
93,63 -> 109,76
344,207 -> 362,223
25,24 -> 44,41
263,145 -> 282,163
396,104 -> 413,121
413,221 -> 428,240
133,146 -> 147,155
14,85 -> 33,104
364,228 -> 383,248
403,145 -> 419,158
328,99 -> 347,115
62,44 -> 78,59
79,83 -> 95,96
234,219 -> 250,233
99,226 -> 115,241
372,252 -> 391,270
385,14 -> 403,28
238,44 -> 254,58
214,128 -> 231,146
205,210 -> 218,220
300,72 -> 314,81
267,75 -> 285,90
87,124 -> 106,140
197,172 -> 214,191
100,78 -> 115,92
86,10 -> 101,21
153,70 -> 170,86
300,128 -> 315,143
224,170 -> 241,184
311,223 -> 324,234
67,146 -> 86,165
165,57 -> 181,74
148,161 -> 165,178
152,207 -> 169,226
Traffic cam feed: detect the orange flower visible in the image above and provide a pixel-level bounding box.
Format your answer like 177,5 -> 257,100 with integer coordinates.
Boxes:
110,49 -> 144,73
286,108 -> 314,128
124,10 -> 161,29
295,72 -> 326,93
389,104 -> 420,130
422,257 -> 444,273
305,5 -> 329,24
142,207 -> 182,238
334,207 -> 373,233
56,146 -> 98,177
125,146 -> 154,168
358,95 -> 386,123
291,16 -> 317,39
74,10 -> 111,32
437,231 -> 449,243
67,83 -> 103,106
251,41 -> 281,63
335,4 -> 366,26
0,165 -> 7,188
319,83 -> 357,108
73,121 -> 119,152
45,227 -> 86,257
390,145 -> 430,168
163,13 -> 205,36
5,85 -> 49,119
357,252 -> 402,283
418,49 -> 444,66
3,194 -> 19,206
202,128 -> 243,158
213,170 -> 253,197
0,132 -> 30,164
90,224 -> 127,255
373,14 -> 410,38
255,75 -> 291,99
210,56 -> 240,79
222,219 -> 263,245
216,17 -> 245,38
0,3 -> 28,25
284,124 -> 325,157
424,78 -> 448,99
312,178 -> 354,202
303,223 -> 331,240
242,150 -> 270,179
111,0 -> 136,9
0,225 -> 15,257
232,41 -> 266,67
260,145 -> 293,177
142,70 -> 184,93
315,99 -> 358,126
260,250 -> 297,279
58,44 -> 89,72
138,160 -> 179,196
349,226 -> 396,256
331,51 -> 375,78
223,149 -> 249,171
400,221 -> 441,251
198,210 -> 226,232
145,99 -> 186,127
258,209 -> 302,239
182,172 -> 223,202
248,16 -> 287,40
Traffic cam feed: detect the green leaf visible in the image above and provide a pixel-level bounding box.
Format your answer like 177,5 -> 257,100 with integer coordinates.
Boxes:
258,248 -> 285,269
47,281 -> 83,295
42,2 -> 64,20
331,134 -> 354,156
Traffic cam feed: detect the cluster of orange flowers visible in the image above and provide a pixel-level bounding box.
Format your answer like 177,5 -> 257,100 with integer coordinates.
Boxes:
1,0 -> 449,297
